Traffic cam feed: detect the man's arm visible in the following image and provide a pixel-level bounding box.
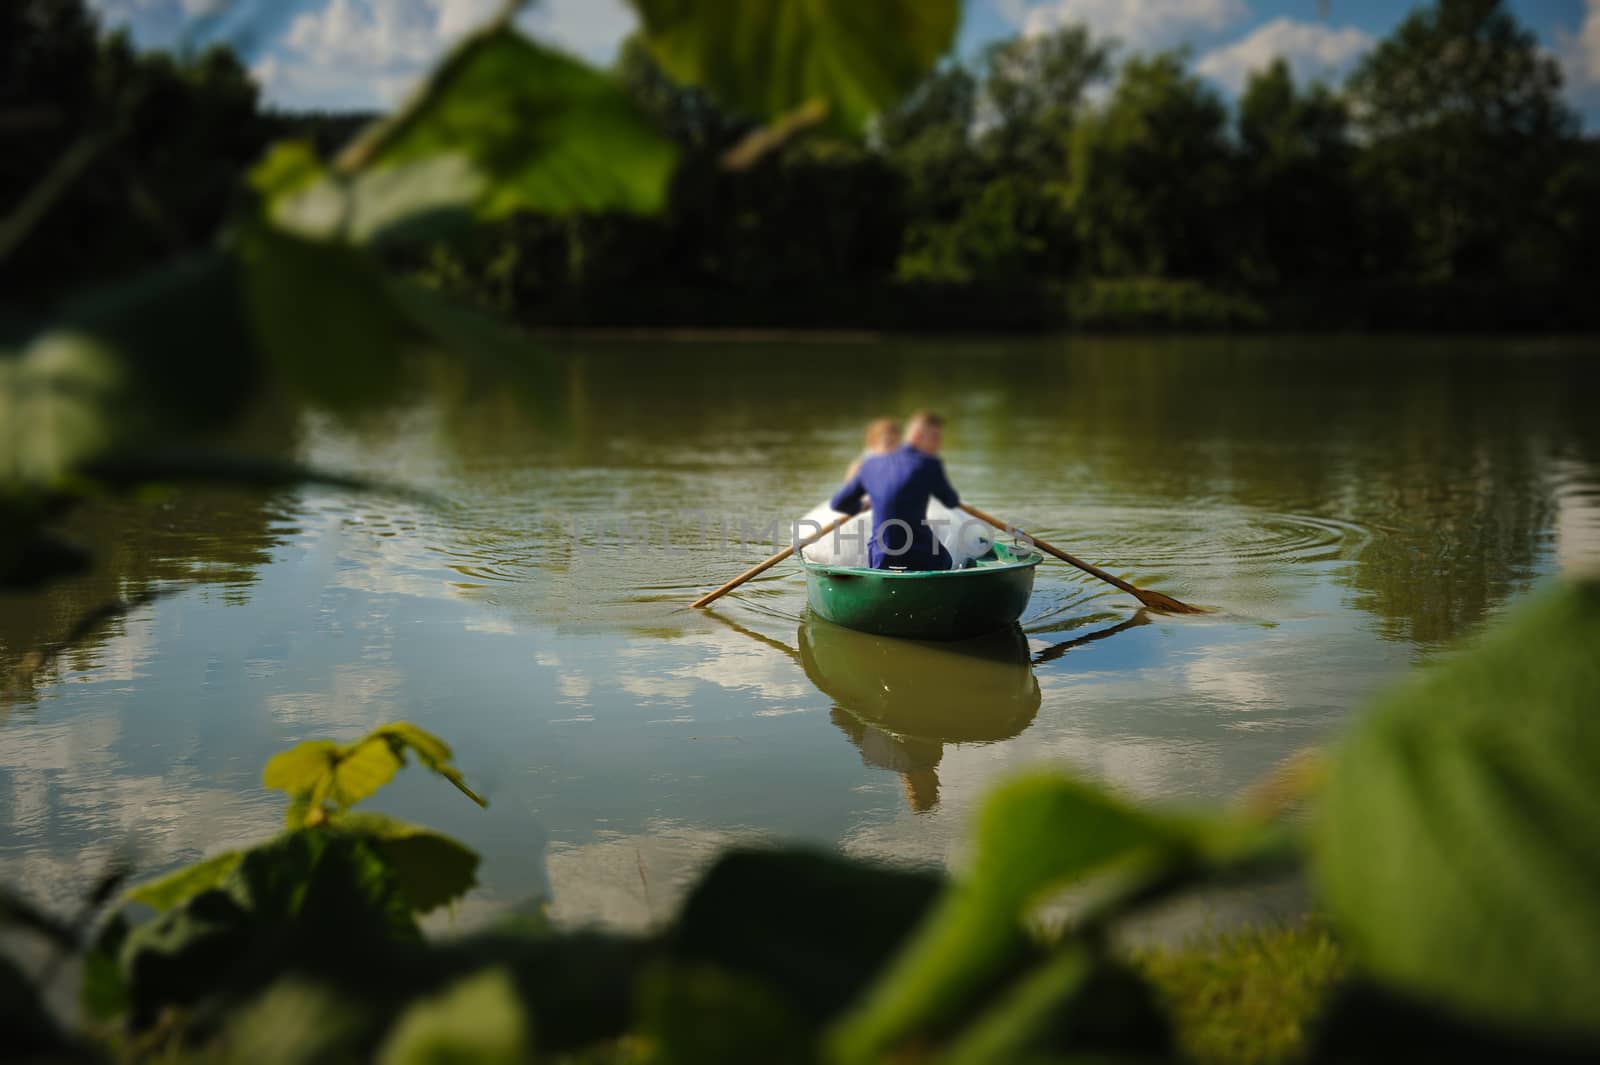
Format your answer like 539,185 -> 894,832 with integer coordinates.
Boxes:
830,474 -> 867,516
929,459 -> 960,508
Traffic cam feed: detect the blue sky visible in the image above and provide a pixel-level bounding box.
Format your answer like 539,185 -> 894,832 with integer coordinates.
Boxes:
92,0 -> 1600,127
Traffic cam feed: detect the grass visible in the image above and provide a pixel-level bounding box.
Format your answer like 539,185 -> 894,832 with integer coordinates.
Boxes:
1134,923 -> 1345,1065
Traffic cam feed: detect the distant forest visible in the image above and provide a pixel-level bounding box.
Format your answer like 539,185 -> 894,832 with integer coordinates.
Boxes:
6,0 -> 1599,332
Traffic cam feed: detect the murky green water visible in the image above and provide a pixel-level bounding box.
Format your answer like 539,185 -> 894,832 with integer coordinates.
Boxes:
3,335 -> 1598,928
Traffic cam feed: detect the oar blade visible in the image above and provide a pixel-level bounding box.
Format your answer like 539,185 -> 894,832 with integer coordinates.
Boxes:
1132,587 -> 1207,615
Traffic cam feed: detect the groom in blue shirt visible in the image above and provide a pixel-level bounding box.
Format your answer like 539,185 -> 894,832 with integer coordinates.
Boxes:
830,410 -> 960,571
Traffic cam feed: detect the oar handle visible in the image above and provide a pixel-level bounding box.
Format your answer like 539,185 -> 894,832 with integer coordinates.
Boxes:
960,504 -> 1141,595
692,512 -> 860,609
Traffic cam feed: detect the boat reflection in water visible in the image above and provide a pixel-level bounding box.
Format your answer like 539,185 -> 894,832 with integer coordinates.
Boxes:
798,619 -> 1041,812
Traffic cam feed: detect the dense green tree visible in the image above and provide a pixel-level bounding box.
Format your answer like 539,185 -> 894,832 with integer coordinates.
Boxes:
887,26 -> 1114,283
877,64 -> 982,222
899,174 -> 1060,282
1234,60 -> 1356,282
1066,53 -> 1232,278
977,25 -> 1113,172
16,0 -> 1595,326
1346,0 -> 1577,280
1544,139 -> 1600,279
0,0 -> 266,311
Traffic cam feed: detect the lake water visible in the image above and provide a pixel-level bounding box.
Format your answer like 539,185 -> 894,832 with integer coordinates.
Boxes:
3,334 -> 1598,930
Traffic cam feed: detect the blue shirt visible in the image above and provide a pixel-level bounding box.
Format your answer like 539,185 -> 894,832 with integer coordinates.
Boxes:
830,444 -> 960,570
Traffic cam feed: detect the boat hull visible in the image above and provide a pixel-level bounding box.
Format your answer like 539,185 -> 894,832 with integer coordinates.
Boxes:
798,620 -> 1040,739
803,552 -> 1040,640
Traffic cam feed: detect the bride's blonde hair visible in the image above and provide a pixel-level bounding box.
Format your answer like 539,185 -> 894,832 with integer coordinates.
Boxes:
863,417 -> 901,452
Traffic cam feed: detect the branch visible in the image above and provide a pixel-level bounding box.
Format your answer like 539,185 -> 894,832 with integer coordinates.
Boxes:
0,130 -> 116,263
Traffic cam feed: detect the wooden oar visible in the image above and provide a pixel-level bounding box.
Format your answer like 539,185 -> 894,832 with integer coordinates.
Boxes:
960,503 -> 1206,615
692,512 -> 859,609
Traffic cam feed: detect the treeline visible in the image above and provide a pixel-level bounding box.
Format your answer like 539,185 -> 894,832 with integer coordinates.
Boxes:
0,1 -> 391,320
6,0 -> 1599,332
0,0 -> 265,318
419,0 -> 1600,331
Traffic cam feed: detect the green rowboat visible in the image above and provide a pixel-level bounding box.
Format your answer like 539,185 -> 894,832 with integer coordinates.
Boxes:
802,542 -> 1042,640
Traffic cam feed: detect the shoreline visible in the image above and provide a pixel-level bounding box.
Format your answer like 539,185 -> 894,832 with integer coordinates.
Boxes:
499,278 -> 1600,337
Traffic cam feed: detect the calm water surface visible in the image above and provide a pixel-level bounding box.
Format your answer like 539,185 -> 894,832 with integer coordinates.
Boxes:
3,335 -> 1598,928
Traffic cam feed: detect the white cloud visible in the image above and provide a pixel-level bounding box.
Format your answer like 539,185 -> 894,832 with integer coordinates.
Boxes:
521,0 -> 637,62
251,0 -> 636,110
1015,0 -> 1248,51
1195,17 -> 1375,95
1555,0 -> 1600,90
87,0 -> 163,23
250,0 -> 489,108
285,0 -> 496,77
1582,0 -> 1600,81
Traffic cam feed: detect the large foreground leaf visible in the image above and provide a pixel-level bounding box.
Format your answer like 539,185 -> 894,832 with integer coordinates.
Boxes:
0,333 -> 121,486
335,812 -> 481,914
236,223 -> 414,410
377,967 -> 530,1064
631,0 -> 961,132
1313,580 -> 1600,1041
940,950 -> 1172,1065
3,253 -> 258,496
112,832 -> 418,1028
344,28 -> 676,221
666,847 -> 943,1023
827,773 -> 1184,1062
126,850 -> 245,912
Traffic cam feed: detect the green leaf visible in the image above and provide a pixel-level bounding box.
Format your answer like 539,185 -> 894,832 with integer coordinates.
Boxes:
1313,579 -> 1600,1042
345,157 -> 483,246
967,773 -> 1181,909
284,793 -> 314,830
262,740 -> 340,797
631,0 -> 961,133
214,979 -> 375,1065
250,140 -> 327,205
117,886 -> 261,1026
377,967 -> 531,1065
0,333 -> 123,486
260,151 -> 482,248
334,812 -> 481,914
375,721 -> 453,767
347,28 -> 677,220
828,773 -> 1191,1063
329,736 -> 405,808
125,850 -> 245,911
373,722 -> 488,808
941,952 -> 1173,1065
667,848 -> 943,1024
111,831 -> 423,1030
635,961 -> 811,1065
235,224 -> 415,410
79,914 -> 129,1023
263,724 -> 484,824
49,253 -> 260,435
